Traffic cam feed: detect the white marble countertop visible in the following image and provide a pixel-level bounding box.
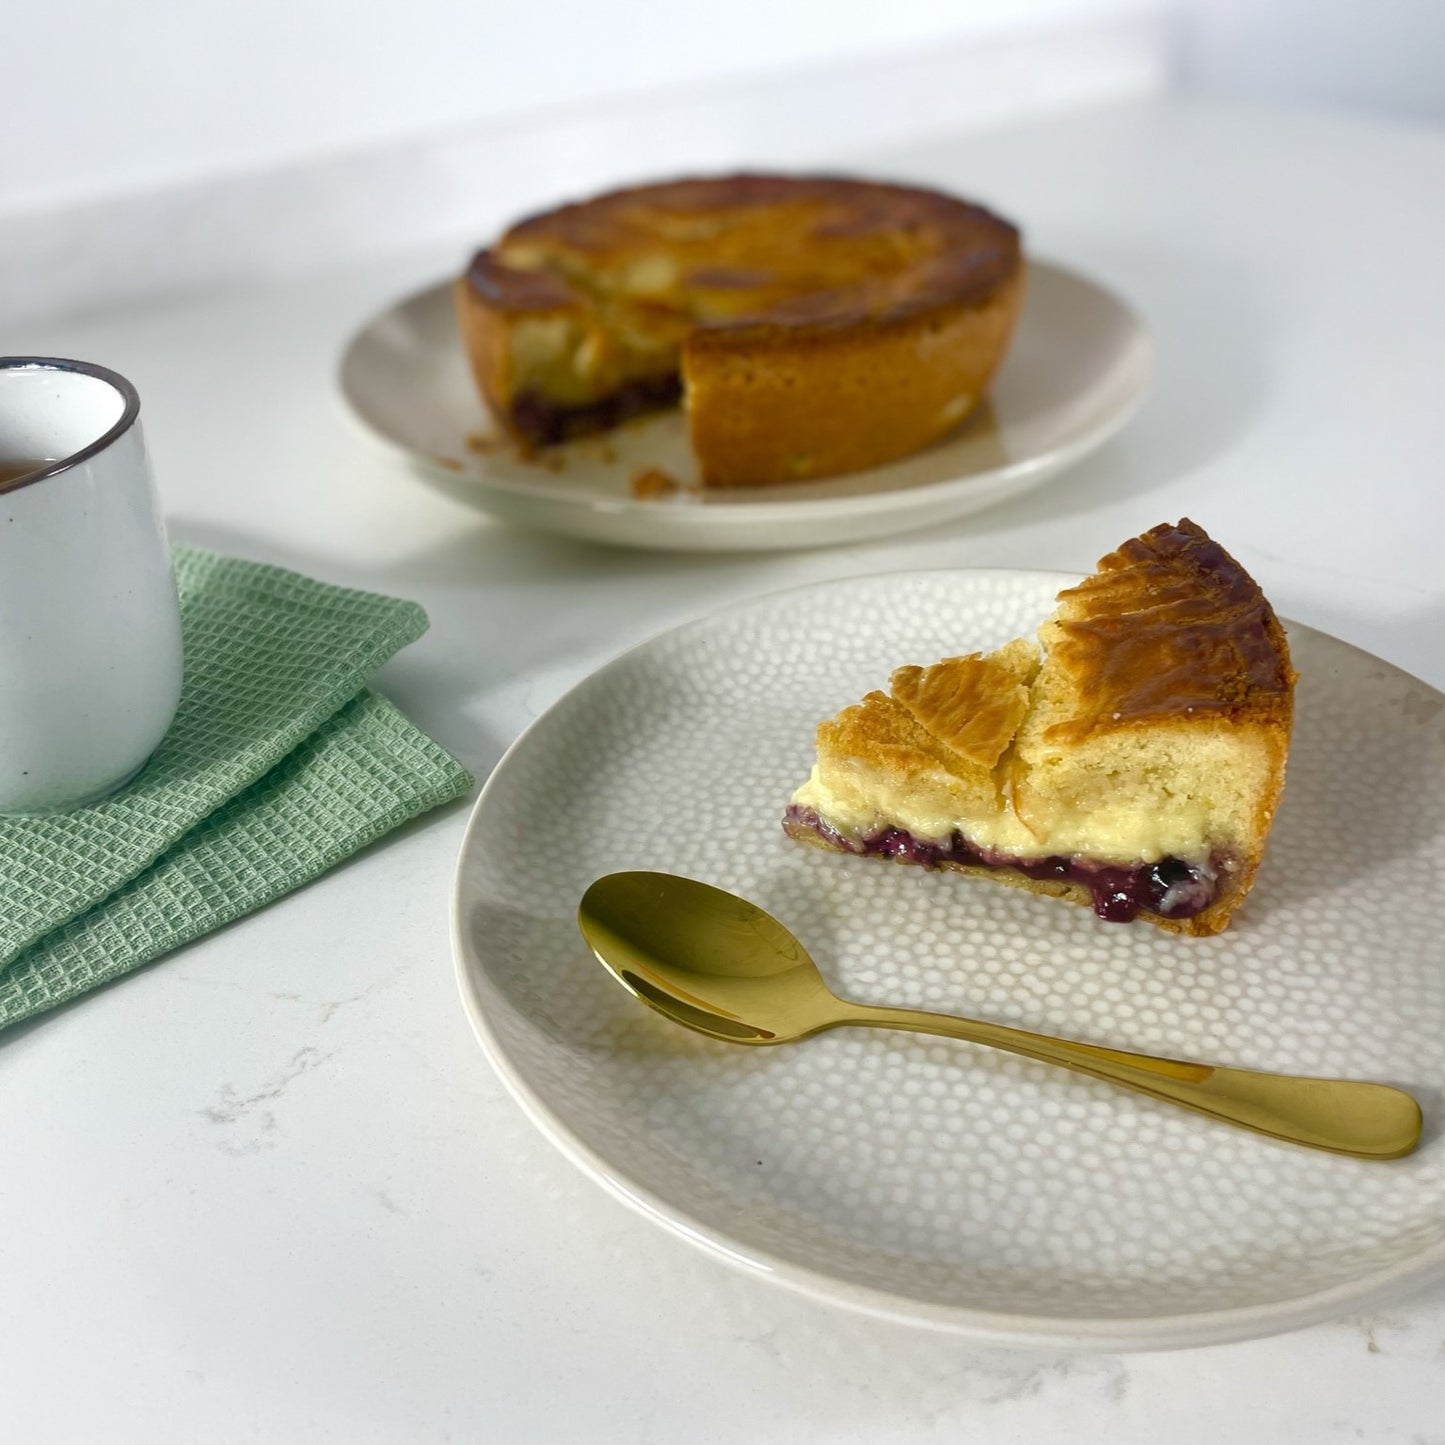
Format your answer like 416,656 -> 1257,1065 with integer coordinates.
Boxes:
5,95 -> 1445,1441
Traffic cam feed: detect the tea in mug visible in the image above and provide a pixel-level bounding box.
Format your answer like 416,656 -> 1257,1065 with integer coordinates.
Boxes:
0,459 -> 54,487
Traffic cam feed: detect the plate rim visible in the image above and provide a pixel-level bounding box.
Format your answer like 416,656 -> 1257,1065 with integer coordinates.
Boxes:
339,259 -> 1154,532
449,568 -> 1445,1349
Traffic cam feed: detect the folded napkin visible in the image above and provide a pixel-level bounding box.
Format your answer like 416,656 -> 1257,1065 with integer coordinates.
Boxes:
0,546 -> 472,1031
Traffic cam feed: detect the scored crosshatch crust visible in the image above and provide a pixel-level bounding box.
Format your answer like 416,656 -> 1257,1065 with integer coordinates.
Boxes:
1046,519 -> 1297,740
788,523 -> 1296,935
467,174 -> 1021,326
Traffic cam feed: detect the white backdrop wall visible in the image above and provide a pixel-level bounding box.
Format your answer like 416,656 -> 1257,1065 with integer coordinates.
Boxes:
1,0 -> 1137,215
5,0 -> 1442,224
3,0 -> 1440,325
0,6 -> 1169,323
1180,0 -> 1445,125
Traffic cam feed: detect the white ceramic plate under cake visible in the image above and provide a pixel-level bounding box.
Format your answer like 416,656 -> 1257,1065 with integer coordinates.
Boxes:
451,572 -> 1445,1349
340,262 -> 1150,551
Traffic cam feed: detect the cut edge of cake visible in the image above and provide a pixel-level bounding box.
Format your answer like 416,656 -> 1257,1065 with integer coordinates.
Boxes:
784,521 -> 1297,935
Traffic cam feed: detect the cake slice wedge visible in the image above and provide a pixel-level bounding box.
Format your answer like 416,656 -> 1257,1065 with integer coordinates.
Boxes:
784,521 -> 1297,934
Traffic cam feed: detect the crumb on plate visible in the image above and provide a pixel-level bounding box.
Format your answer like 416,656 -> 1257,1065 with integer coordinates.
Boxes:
630,467 -> 681,500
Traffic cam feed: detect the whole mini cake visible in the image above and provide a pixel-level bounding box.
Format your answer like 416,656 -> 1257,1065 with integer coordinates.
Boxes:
455,174 -> 1024,486
784,521 -> 1297,934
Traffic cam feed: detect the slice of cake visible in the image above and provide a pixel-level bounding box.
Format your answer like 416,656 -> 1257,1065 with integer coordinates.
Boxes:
784,521 -> 1297,934
455,174 -> 1024,486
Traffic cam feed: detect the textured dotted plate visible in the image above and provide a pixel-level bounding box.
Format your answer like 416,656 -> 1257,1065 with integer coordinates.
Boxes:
340,262 -> 1151,551
451,571 -> 1445,1348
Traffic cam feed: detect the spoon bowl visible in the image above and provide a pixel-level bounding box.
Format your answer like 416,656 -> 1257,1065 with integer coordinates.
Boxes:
578,871 -> 1423,1160
578,869 -> 839,1043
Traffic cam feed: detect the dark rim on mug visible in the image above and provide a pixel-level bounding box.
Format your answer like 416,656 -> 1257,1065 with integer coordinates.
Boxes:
0,356 -> 143,497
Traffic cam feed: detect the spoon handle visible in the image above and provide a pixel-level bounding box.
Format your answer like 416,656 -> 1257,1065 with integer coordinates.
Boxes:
841,1003 -> 1421,1159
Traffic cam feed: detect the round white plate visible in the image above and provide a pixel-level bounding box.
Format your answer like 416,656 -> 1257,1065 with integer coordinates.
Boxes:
451,571 -> 1445,1349
341,263 -> 1151,551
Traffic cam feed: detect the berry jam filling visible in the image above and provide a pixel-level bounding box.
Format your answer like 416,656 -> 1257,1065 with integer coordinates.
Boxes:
784,806 -> 1220,922
510,373 -> 683,446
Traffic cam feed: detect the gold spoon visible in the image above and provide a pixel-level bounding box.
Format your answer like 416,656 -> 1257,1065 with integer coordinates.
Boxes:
578,871 -> 1422,1160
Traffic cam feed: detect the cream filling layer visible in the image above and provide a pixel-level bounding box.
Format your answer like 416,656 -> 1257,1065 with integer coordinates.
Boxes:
790,763 -> 1215,866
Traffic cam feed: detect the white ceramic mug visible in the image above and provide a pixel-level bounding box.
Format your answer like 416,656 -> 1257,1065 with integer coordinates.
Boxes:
0,357 -> 184,812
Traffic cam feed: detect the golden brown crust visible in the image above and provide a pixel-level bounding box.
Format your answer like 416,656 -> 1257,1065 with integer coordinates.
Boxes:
686,268 -> 1025,485
455,173 -> 1024,482
818,690 -> 994,795
788,521 -> 1298,935
889,639 -> 1038,771
454,276 -> 511,431
471,174 -> 1020,326
465,250 -> 574,313
1038,519 -> 1297,931
814,644 -> 1042,824
1044,519 -> 1298,741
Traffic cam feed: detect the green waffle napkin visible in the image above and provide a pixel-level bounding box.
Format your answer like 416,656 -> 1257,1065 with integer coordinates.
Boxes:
0,546 -> 472,1031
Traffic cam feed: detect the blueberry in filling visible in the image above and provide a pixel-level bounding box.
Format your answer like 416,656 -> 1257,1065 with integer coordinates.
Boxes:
510,373 -> 683,446
784,806 -> 1220,922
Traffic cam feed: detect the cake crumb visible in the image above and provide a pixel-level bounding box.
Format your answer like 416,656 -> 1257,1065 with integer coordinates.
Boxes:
465,430 -> 505,454
431,456 -> 465,472
578,437 -> 618,464
630,467 -> 681,500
